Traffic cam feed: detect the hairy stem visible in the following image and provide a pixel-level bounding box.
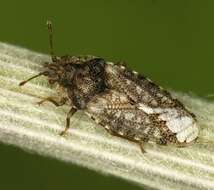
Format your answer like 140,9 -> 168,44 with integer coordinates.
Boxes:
0,42 -> 214,190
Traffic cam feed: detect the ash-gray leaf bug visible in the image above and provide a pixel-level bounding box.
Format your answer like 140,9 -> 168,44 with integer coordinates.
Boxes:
19,21 -> 199,152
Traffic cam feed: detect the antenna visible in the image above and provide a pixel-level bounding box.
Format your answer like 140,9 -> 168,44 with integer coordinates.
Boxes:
47,20 -> 56,62
19,72 -> 45,86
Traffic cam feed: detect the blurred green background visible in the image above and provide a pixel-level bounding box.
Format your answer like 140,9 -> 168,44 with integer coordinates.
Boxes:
0,0 -> 213,190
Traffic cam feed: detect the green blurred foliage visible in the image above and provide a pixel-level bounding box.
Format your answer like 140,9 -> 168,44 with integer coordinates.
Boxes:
0,0 -> 213,190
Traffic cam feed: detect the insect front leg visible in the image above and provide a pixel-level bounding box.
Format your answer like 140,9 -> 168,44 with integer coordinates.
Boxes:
60,107 -> 77,136
37,97 -> 67,107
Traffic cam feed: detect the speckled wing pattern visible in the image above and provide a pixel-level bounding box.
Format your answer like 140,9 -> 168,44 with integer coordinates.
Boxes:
85,62 -> 199,147
86,90 -> 171,146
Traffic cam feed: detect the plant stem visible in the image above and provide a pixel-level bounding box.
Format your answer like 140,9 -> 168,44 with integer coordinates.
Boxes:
0,42 -> 214,190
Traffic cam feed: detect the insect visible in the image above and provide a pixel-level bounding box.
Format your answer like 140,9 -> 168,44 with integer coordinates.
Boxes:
19,21 -> 199,152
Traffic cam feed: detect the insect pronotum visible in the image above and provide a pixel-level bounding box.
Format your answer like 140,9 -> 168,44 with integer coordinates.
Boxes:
19,21 -> 199,152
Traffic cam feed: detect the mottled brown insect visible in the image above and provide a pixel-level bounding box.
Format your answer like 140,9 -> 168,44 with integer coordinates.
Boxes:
19,21 -> 198,152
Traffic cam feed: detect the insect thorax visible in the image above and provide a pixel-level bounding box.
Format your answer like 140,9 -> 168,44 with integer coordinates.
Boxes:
49,56 -> 107,109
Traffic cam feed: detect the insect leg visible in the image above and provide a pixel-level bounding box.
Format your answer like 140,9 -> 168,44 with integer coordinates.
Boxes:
139,142 -> 146,153
60,108 -> 77,136
37,97 -> 67,107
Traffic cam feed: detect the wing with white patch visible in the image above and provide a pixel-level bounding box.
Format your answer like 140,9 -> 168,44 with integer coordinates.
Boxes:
104,63 -> 199,144
85,90 -> 170,143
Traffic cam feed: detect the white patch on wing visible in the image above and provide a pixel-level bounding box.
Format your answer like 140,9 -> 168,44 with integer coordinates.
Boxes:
186,125 -> 199,143
138,103 -> 154,114
138,103 -> 199,143
159,115 -> 193,133
176,122 -> 198,143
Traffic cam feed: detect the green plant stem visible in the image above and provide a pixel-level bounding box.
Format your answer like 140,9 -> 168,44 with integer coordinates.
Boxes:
0,42 -> 214,190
